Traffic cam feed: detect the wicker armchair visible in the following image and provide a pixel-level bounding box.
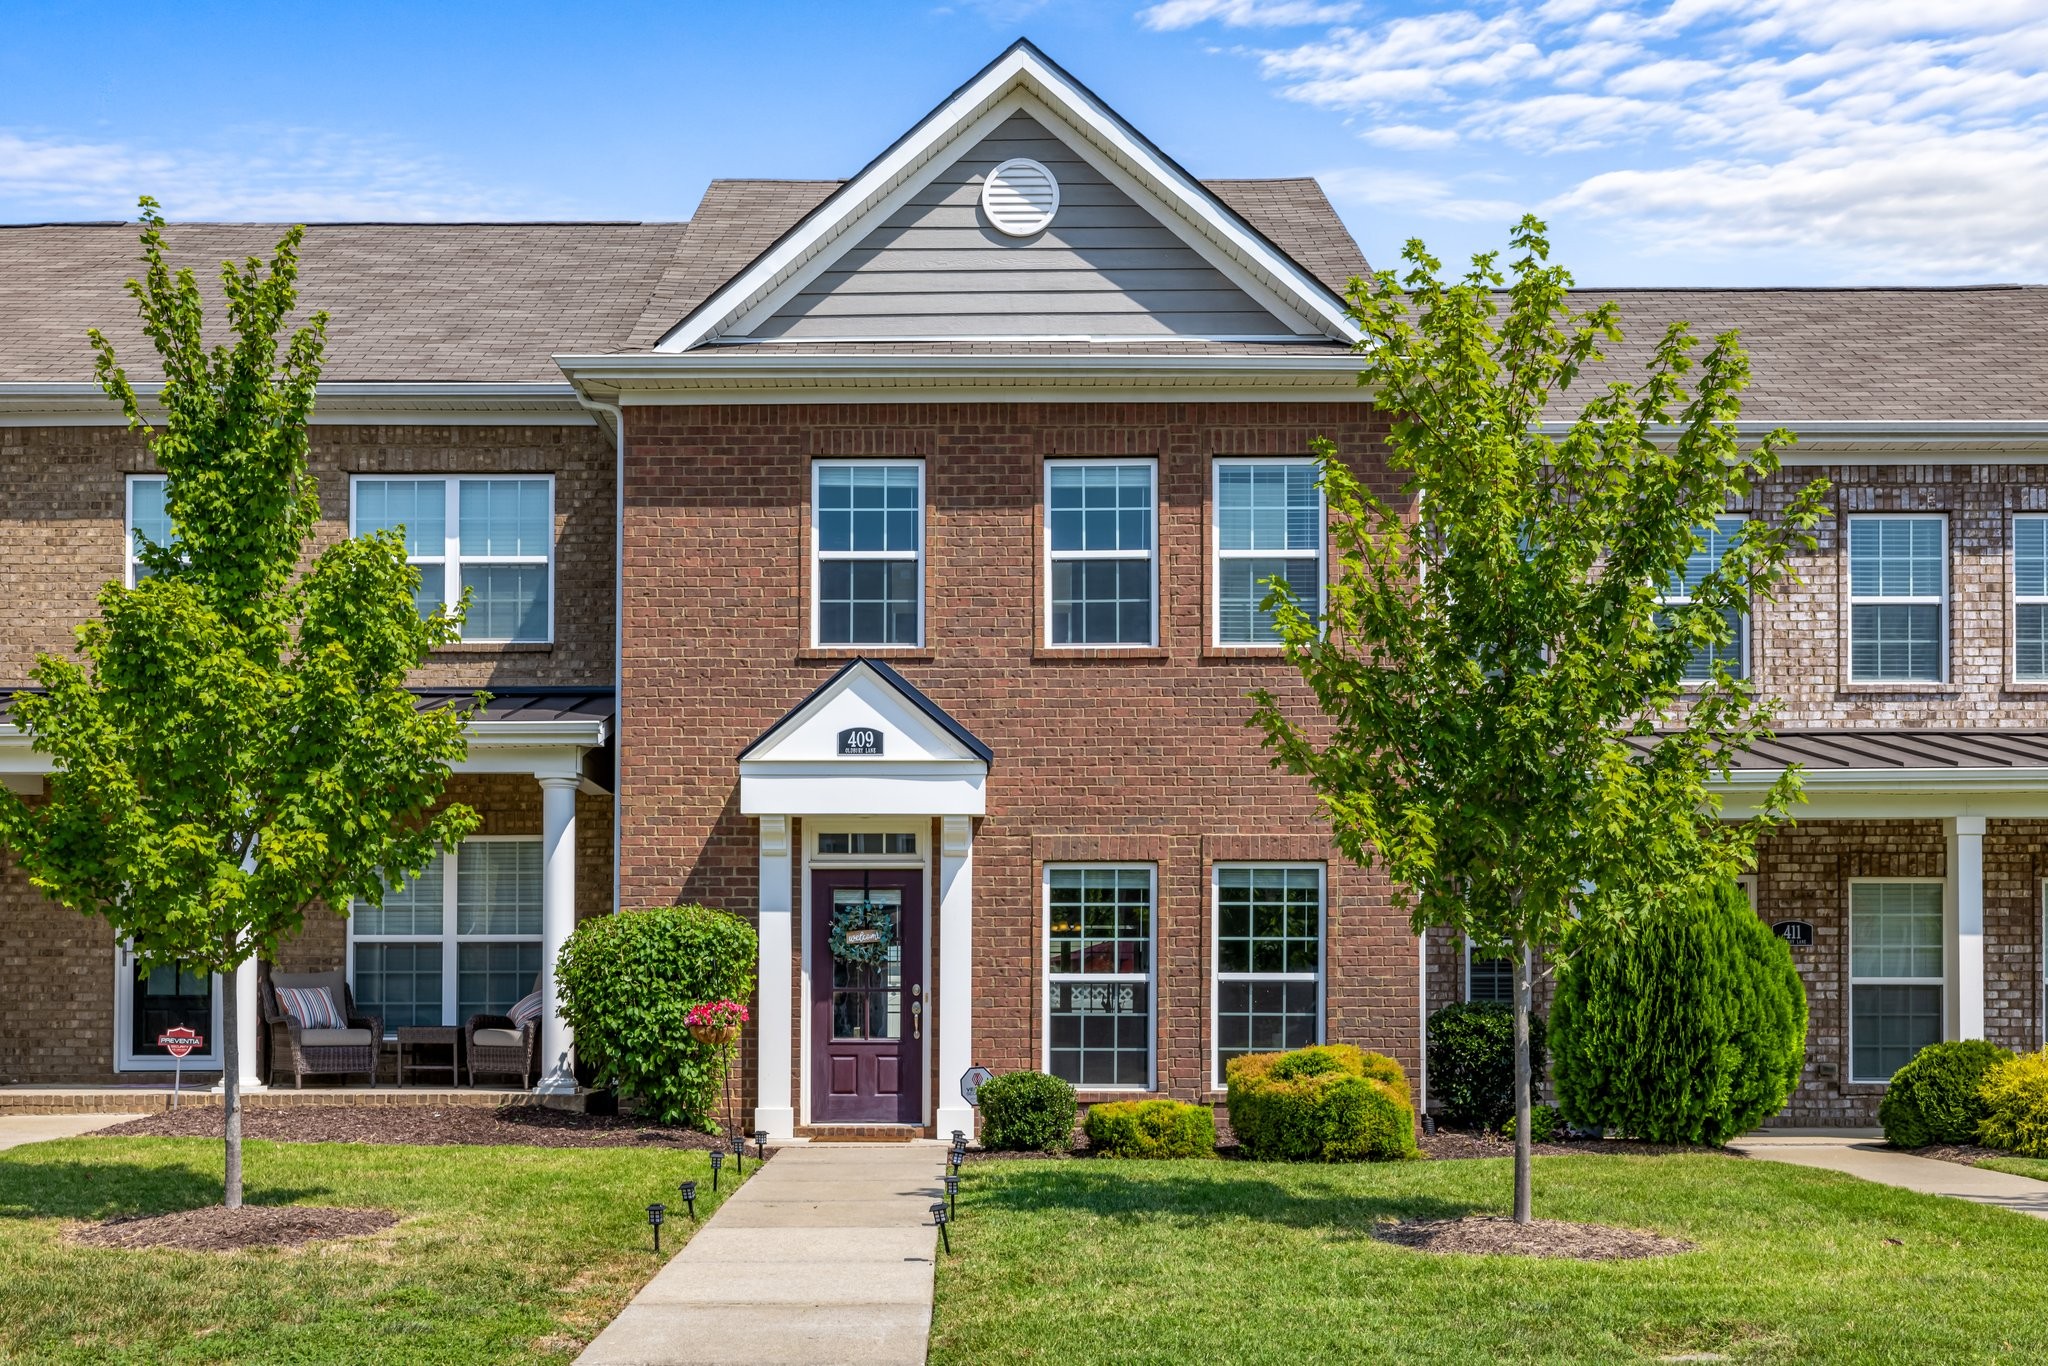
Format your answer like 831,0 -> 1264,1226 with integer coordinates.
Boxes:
260,967 -> 382,1089
465,980 -> 540,1089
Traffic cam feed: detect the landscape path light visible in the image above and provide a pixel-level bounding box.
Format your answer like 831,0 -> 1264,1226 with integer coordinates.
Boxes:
931,1201 -> 951,1255
731,1130 -> 746,1177
753,1129 -> 769,1162
951,1129 -> 966,1147
945,1172 -> 960,1217
678,1179 -> 698,1221
646,1203 -> 667,1253
710,1148 -> 725,1191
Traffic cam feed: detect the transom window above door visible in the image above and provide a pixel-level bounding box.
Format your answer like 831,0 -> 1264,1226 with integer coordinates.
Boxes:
351,476 -> 553,643
817,831 -> 918,856
1046,460 -> 1156,647
813,461 -> 924,647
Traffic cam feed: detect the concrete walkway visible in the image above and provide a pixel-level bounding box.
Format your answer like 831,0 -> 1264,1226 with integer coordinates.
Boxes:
579,1144 -> 943,1366
1735,1134 -> 2048,1220
0,1114 -> 140,1151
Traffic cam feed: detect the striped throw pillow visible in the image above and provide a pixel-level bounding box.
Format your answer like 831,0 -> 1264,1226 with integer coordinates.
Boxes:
508,991 -> 544,1028
275,985 -> 343,1030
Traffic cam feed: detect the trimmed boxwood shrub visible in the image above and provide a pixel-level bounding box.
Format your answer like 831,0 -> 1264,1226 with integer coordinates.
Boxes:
1084,1099 -> 1216,1159
978,1070 -> 1077,1152
1552,879 -> 1807,1145
1503,1102 -> 1563,1143
555,904 -> 757,1128
1979,1049 -> 2048,1156
1427,1001 -> 1547,1131
1226,1044 -> 1418,1162
1879,1039 -> 2012,1149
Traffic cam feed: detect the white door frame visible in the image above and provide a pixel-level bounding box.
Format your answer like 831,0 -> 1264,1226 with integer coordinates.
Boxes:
112,942 -> 225,1072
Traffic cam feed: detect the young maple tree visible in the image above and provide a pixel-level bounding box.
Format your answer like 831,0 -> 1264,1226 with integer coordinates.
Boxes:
0,201 -> 478,1207
1251,217 -> 1829,1223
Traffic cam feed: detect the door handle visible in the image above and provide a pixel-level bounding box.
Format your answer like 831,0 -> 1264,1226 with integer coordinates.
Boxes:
911,998 -> 923,1040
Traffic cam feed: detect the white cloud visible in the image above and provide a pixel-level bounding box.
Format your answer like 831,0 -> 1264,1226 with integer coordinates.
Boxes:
1319,166 -> 1524,222
0,127 -> 533,221
1139,0 -> 1361,30
1149,1 -> 2048,279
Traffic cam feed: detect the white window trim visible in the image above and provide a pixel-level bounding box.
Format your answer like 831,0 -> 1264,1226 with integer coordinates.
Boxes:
347,474 -> 557,644
1042,861 -> 1156,1092
1736,874 -> 1758,910
1846,512 -> 1948,684
345,835 -> 543,1037
2013,514 -> 2048,683
1043,457 -> 1160,649
125,473 -> 165,589
1209,862 -> 1325,1090
1210,457 -> 1325,649
1662,515 -> 1750,684
809,459 -> 926,649
112,941 -> 224,1072
1462,937 -> 1514,1005
1847,875 -> 1947,1084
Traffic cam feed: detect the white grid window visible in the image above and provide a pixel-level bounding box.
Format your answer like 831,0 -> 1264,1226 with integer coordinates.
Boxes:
349,839 -> 543,1034
1466,942 -> 1514,1004
1848,515 -> 1945,683
1046,461 -> 1156,647
2016,517 -> 2048,681
351,476 -> 554,643
125,474 -> 169,587
1661,516 -> 1748,683
813,461 -> 923,646
1213,865 -> 1323,1086
1849,880 -> 1944,1082
1214,460 -> 1322,645
1045,865 -> 1154,1089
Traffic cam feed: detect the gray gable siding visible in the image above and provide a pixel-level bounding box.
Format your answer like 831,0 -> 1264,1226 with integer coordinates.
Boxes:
742,112 -> 1302,340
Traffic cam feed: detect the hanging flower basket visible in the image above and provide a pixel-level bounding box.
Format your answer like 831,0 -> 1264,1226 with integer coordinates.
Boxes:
831,900 -> 898,970
686,1000 -> 749,1048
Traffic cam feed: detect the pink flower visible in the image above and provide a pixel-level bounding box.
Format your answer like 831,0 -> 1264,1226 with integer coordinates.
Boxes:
686,999 -> 751,1028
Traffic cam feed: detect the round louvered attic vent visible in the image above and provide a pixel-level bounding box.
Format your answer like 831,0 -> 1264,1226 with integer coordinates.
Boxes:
981,157 -> 1059,237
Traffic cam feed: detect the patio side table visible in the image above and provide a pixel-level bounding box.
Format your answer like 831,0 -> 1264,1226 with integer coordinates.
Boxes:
396,1025 -> 461,1088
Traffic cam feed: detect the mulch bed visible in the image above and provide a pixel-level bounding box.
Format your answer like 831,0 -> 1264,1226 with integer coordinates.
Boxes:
1373,1214 -> 1695,1260
70,1205 -> 398,1252
93,1104 -> 766,1154
1420,1128 -> 1739,1161
1911,1142 -> 2017,1169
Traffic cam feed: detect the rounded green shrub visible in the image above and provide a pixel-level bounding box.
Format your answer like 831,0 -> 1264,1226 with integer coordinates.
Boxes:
1225,1044 -> 1418,1161
1978,1049 -> 2048,1156
1551,879 -> 1806,1145
1426,1001 -> 1547,1131
978,1070 -> 1077,1152
1879,1039 -> 2012,1149
1503,1102 -> 1563,1143
554,904 -> 757,1128
1083,1099 -> 1216,1159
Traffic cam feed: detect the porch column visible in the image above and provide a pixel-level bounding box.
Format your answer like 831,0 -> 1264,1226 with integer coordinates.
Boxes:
1947,815 -> 1987,1041
534,774 -> 580,1094
754,816 -> 796,1138
935,815 -> 976,1141
233,959 -> 265,1091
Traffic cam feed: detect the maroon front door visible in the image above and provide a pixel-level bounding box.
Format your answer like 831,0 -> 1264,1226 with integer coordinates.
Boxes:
811,869 -> 923,1124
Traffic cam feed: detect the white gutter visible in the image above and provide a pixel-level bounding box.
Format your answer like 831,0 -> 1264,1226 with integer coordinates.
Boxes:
1537,418 -> 2048,461
0,381 -> 591,426
0,716 -> 609,774
1713,764 -> 2048,795
578,393 -> 628,918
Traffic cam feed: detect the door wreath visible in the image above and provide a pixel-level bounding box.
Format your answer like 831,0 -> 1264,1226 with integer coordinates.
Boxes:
830,898 -> 898,970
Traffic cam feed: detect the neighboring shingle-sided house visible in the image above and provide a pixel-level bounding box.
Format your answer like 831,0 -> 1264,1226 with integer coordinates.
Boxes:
4,40 -> 2048,1130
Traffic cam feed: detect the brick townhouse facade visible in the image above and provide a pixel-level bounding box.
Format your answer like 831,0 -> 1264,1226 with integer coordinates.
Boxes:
4,40 -> 2048,1131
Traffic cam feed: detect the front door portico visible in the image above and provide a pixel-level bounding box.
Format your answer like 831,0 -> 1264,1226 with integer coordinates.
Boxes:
810,868 -> 924,1123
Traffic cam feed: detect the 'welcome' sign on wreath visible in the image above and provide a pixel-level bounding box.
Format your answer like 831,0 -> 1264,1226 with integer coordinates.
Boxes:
830,894 -> 898,970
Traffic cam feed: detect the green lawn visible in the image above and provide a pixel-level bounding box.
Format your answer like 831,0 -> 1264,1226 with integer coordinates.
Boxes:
1977,1155 -> 2048,1182
931,1154 -> 2048,1365
0,1136 -> 744,1365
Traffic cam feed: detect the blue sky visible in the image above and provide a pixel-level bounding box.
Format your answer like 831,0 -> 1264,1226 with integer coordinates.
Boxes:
3,1 -> 2044,286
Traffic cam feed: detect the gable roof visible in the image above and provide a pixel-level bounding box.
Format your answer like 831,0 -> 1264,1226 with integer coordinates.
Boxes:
0,221 -> 686,384
651,39 -> 1362,353
738,657 -> 994,765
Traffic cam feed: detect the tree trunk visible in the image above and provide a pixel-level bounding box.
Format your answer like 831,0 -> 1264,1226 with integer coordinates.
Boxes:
1511,945 -> 1533,1225
222,960 -> 243,1210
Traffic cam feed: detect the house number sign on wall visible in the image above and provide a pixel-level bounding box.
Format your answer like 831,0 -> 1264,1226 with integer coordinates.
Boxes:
1773,920 -> 1814,948
837,727 -> 884,756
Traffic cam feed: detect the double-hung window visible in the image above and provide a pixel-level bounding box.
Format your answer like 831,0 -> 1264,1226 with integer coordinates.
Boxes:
1849,880 -> 1944,1082
813,461 -> 923,646
125,474 -> 169,586
351,476 -> 553,642
1045,865 -> 1153,1088
349,839 -> 544,1033
1046,461 -> 1155,646
2016,517 -> 2048,680
1466,943 -> 1514,1004
1213,865 -> 1323,1086
1214,460 -> 1322,645
1847,515 -> 1945,683
1661,516 -> 1747,683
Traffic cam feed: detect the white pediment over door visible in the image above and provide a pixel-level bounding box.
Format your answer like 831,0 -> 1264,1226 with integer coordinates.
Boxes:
738,658 -> 990,817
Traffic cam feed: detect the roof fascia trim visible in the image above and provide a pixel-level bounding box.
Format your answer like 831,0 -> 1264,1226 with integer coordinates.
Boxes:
654,41 -> 1360,354
0,381 -> 593,427
1537,418 -> 2048,461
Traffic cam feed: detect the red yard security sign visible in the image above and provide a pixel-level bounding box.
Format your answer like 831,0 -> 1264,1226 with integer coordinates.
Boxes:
158,1026 -> 203,1058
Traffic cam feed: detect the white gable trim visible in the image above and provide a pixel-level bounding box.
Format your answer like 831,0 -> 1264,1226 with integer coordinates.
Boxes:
739,660 -> 989,817
655,42 -> 1361,354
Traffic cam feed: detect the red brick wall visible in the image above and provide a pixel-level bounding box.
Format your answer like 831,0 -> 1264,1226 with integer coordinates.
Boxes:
617,400 -> 1415,1115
